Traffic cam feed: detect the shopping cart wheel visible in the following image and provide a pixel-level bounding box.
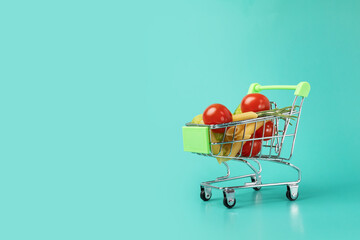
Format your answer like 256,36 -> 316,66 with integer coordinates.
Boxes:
251,176 -> 261,191
286,185 -> 299,201
223,189 -> 236,208
200,186 -> 212,201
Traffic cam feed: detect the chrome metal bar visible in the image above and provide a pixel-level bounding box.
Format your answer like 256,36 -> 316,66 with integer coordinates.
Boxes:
269,118 -> 277,156
275,117 -> 280,153
202,173 -> 256,185
278,96 -> 298,155
239,123 -> 247,157
200,159 -> 300,190
209,126 -> 226,157
210,133 -> 295,145
251,159 -> 262,175
216,162 -> 230,180
289,97 -> 304,158
258,119 -> 266,158
235,159 -> 260,182
249,121 -> 257,157
268,102 -> 277,157
226,124 -> 238,157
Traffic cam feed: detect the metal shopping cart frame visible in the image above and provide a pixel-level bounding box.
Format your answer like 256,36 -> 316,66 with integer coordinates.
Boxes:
182,82 -> 310,208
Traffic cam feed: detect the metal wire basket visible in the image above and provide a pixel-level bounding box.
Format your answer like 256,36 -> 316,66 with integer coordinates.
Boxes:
182,82 -> 310,208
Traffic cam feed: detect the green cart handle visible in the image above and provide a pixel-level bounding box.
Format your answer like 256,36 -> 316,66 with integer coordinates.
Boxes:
248,81 -> 311,97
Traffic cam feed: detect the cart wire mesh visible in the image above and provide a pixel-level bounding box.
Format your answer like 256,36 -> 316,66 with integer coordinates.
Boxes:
186,96 -> 304,162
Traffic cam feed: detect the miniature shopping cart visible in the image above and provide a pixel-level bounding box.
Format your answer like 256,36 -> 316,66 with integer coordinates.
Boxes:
182,82 -> 310,208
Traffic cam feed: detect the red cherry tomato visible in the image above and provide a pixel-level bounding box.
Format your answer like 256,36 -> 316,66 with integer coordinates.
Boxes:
241,140 -> 262,157
255,121 -> 274,141
241,93 -> 270,113
203,104 -> 233,133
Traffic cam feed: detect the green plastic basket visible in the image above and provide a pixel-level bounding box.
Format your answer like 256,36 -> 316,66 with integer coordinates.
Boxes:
182,126 -> 211,154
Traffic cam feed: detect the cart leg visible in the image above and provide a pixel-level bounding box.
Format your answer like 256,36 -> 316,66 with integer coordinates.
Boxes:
251,175 -> 262,191
223,188 -> 236,208
286,184 -> 299,201
200,186 -> 212,201
216,162 -> 230,180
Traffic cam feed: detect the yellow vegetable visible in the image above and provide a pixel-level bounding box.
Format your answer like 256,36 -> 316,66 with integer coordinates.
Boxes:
238,122 -> 264,140
234,104 -> 242,115
216,112 -> 261,164
191,114 -> 203,124
232,111 -> 258,122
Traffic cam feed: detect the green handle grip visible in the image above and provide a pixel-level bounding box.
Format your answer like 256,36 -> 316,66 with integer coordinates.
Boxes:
248,81 -> 311,97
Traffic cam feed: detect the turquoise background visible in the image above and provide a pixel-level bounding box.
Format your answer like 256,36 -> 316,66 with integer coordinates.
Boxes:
1,0 -> 359,239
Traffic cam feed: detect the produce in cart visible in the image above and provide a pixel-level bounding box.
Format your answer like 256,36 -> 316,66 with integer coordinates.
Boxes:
190,93 -> 298,164
182,82 -> 311,208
